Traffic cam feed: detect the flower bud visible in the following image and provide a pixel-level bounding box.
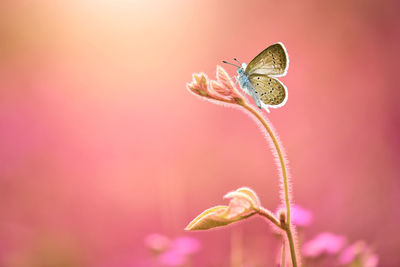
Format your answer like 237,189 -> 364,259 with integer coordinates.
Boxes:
185,187 -> 260,231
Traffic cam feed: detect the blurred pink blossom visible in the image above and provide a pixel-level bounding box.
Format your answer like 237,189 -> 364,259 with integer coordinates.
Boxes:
365,253 -> 379,267
340,241 -> 366,264
302,232 -> 346,258
170,236 -> 201,255
339,241 -> 379,267
144,233 -> 170,254
159,249 -> 186,266
145,234 -> 201,266
290,205 -> 313,227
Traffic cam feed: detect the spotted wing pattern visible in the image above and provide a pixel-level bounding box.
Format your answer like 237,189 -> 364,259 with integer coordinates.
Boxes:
248,74 -> 287,106
245,43 -> 288,77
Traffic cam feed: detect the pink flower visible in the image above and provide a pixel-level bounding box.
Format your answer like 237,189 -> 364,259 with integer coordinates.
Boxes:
365,253 -> 379,267
145,234 -> 201,266
186,67 -> 245,106
159,249 -> 186,266
339,241 -> 379,267
170,236 -> 201,255
290,205 -> 313,227
302,232 -> 346,258
157,236 -> 201,266
187,73 -> 210,97
144,233 -> 170,254
210,66 -> 242,99
339,241 -> 366,264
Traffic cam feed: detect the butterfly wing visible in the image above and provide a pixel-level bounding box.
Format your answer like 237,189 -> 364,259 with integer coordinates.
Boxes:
248,74 -> 287,108
245,43 -> 288,77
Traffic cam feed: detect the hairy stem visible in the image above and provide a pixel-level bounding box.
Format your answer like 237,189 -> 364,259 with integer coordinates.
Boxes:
258,207 -> 283,229
285,227 -> 297,267
242,103 -> 298,267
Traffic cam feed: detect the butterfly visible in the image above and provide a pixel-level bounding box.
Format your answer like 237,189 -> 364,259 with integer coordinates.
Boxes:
223,42 -> 289,112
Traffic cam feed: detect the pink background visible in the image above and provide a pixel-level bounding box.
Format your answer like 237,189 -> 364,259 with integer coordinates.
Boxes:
1,0 -> 400,266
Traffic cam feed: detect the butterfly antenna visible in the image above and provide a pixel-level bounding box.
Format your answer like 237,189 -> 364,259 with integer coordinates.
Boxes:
233,58 -> 241,64
222,61 -> 240,68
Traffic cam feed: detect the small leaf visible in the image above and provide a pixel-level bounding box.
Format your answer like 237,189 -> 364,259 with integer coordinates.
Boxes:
185,187 -> 261,231
235,187 -> 260,209
185,206 -> 233,231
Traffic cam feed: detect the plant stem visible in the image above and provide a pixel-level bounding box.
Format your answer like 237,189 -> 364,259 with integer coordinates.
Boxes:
281,236 -> 286,267
258,207 -> 283,229
242,103 -> 298,267
285,227 -> 297,267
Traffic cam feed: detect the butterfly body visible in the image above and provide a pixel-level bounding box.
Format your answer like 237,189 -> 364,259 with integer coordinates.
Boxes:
236,63 -> 263,109
227,42 -> 289,112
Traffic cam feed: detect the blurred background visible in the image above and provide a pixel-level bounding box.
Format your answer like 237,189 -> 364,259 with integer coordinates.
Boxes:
1,0 -> 399,266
